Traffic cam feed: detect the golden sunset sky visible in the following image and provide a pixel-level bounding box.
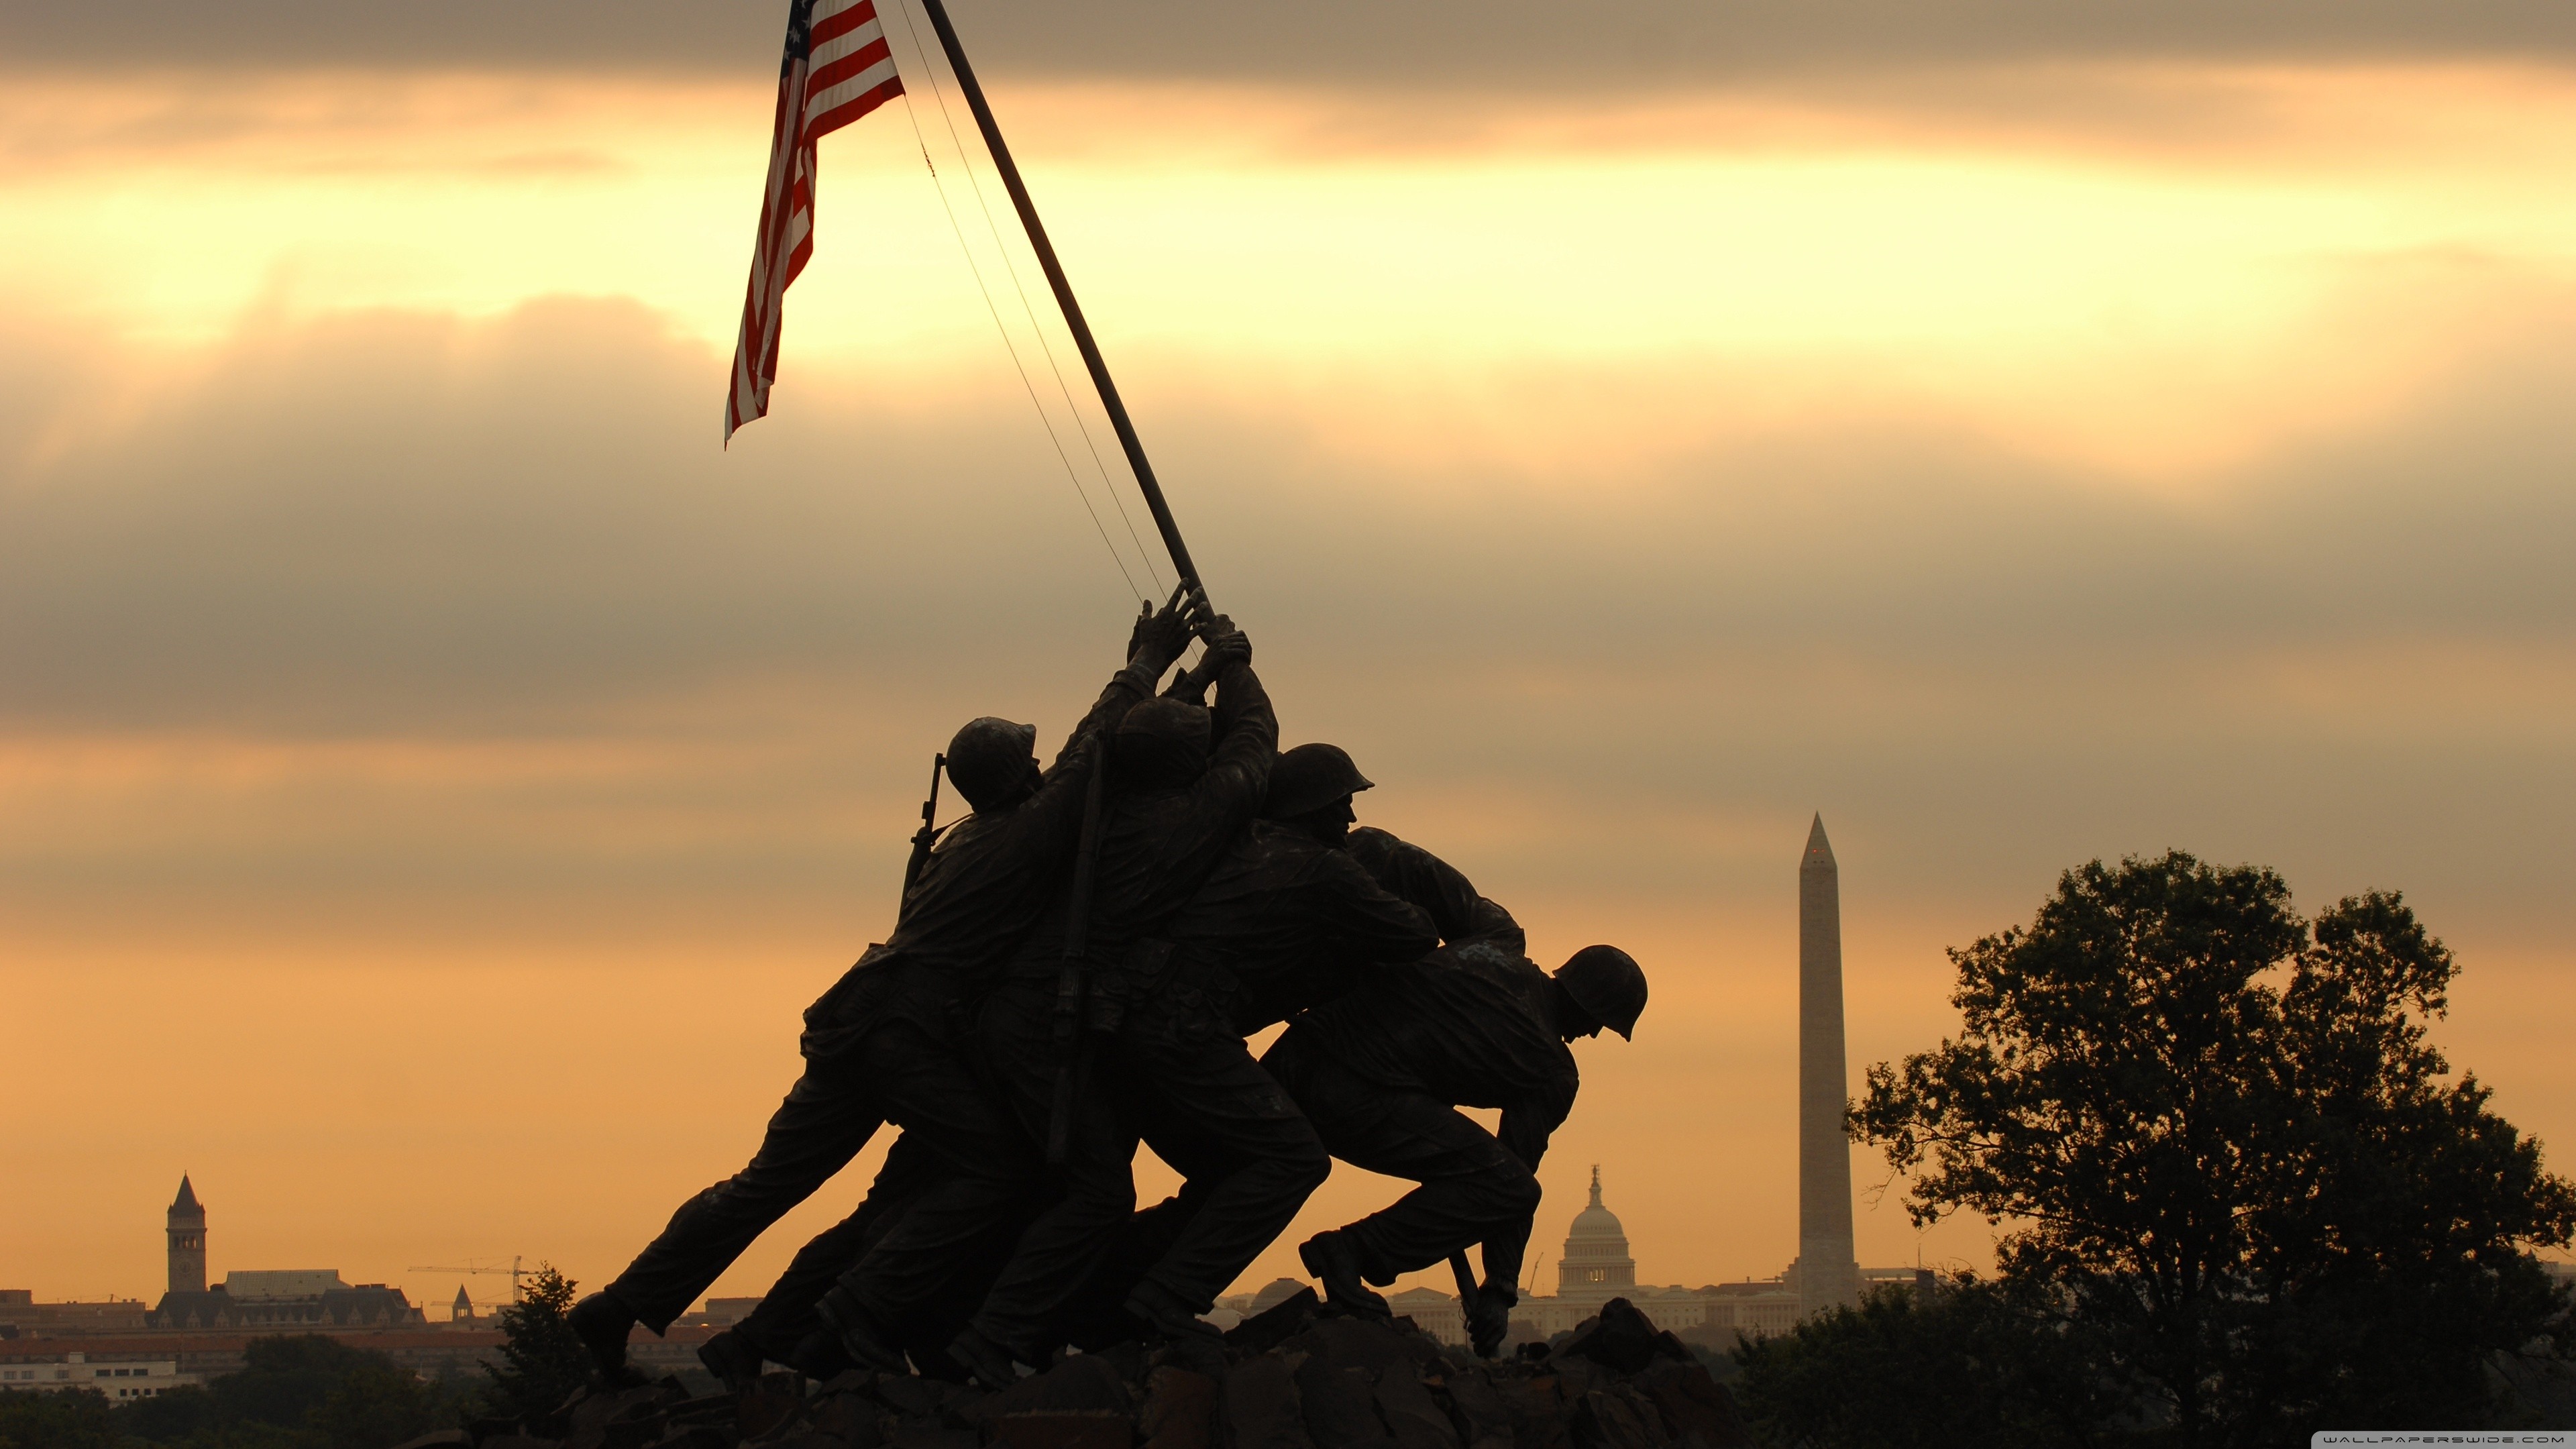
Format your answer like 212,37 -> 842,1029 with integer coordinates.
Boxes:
5,1 -> 2573,1313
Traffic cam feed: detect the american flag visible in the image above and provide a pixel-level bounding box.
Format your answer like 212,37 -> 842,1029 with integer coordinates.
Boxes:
725,0 -> 904,443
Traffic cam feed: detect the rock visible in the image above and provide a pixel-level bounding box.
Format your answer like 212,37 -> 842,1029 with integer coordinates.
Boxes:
1294,1356 -> 1390,1447
1137,1366 -> 1217,1449
988,1411 -> 1134,1449
1287,1316 -> 1446,1379
391,1432 -> 473,1449
1554,1303 -> 1688,1379
1568,1389 -> 1660,1449
736,1373 -> 808,1442
646,1427 -> 732,1449
1629,1362 -> 1749,1449
1438,1368 -> 1515,1449
567,1385 -> 682,1449
1371,1366 -> 1459,1449
471,1416 -> 525,1445
667,1395 -> 739,1426
1225,1287 -> 1324,1356
963,1353 -> 1132,1430
1489,1376 -> 1570,1449
482,1438 -> 565,1449
806,1381 -> 890,1446
761,1434 -> 854,1449
885,1430 -> 977,1449
868,1375 -> 957,1425
1222,1353 -> 1314,1449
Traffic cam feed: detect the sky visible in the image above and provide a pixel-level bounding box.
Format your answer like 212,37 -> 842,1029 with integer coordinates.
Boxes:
3,1 -> 2573,1316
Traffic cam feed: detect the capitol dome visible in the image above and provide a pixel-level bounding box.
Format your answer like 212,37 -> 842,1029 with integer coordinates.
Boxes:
1556,1165 -> 1638,1301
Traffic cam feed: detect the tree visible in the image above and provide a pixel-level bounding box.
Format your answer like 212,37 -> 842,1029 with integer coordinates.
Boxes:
0,1388 -> 120,1449
482,1264 -> 592,1423
1856,851 -> 2576,1446
110,1334 -> 458,1449
1731,1276 -> 2114,1449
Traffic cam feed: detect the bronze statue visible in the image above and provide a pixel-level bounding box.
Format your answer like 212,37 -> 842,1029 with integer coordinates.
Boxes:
1267,924 -> 1646,1357
564,602 -> 1196,1383
938,621 -> 1289,1387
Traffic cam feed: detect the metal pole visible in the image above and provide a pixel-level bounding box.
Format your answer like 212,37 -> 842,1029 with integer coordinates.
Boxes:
914,0 -> 1209,606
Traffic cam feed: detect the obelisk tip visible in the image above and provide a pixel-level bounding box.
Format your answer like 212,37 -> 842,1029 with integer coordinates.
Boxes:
1802,813 -> 1835,870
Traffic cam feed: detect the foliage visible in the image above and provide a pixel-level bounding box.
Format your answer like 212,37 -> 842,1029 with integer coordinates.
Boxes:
1731,1276 -> 2116,1449
0,1388 -> 121,1449
482,1264 -> 589,1424
107,1334 -> 462,1449
1855,851 -> 2576,1446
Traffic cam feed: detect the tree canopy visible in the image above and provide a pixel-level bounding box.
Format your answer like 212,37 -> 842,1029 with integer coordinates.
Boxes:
1854,851 -> 2575,1445
482,1263 -> 590,1424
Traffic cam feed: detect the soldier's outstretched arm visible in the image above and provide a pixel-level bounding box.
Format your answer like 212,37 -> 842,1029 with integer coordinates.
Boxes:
1348,829 -> 1526,956
1310,851 -> 1442,966
1194,623 -> 1278,818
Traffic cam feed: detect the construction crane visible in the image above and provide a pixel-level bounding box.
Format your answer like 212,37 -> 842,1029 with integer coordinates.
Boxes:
406,1255 -> 533,1305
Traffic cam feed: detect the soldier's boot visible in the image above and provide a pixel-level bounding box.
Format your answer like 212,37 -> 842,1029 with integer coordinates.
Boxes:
696,1328 -> 765,1393
567,1291 -> 649,1389
945,1326 -> 1022,1393
1121,1280 -> 1225,1379
1299,1231 -> 1392,1319
814,1287 -> 908,1377
786,1328 -> 855,1383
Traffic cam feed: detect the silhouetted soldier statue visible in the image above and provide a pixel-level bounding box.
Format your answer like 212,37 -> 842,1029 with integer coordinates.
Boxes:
564,602 -> 1197,1383
1046,749 -> 1560,1350
1264,940 -> 1648,1357
942,622 -> 1292,1387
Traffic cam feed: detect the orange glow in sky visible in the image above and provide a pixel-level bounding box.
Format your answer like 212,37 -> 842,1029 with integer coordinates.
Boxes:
5,48 -> 2573,1314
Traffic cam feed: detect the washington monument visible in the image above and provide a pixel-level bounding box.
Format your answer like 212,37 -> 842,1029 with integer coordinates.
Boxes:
1797,815 -> 1860,1318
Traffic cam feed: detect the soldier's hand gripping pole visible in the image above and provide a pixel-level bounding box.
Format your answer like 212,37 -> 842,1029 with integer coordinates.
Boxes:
1044,755 -> 1111,1166
899,752 -> 946,910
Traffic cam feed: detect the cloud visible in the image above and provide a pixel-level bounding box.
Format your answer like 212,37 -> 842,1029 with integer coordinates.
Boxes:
2,289 -> 2571,955
6,1 -> 2575,85
4,287 -> 2571,1309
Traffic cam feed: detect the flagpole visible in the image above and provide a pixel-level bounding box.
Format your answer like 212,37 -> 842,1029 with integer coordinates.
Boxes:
913,0 -> 1211,611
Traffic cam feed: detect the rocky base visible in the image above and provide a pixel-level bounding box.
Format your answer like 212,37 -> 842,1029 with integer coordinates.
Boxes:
401,1295 -> 1750,1449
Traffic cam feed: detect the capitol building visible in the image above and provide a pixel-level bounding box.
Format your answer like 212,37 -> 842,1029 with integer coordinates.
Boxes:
1509,1167 -> 1807,1340
1227,1165 -> 1926,1348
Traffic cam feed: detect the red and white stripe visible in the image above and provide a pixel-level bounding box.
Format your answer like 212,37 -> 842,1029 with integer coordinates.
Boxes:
726,0 -> 904,444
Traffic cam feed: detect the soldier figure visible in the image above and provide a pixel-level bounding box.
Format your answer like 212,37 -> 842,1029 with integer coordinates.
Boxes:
564,602 -> 1196,1382
943,623 -> 1311,1386
1265,941 -> 1647,1357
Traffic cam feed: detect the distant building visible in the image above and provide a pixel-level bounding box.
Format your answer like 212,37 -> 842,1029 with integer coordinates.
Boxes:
1508,1169 -> 1922,1342
1556,1168 -> 1638,1302
672,1298 -> 763,1330
167,1178 -> 207,1297
0,1294 -> 152,1338
1388,1287 -> 1464,1346
144,1177 -> 424,1331
0,1351 -> 200,1399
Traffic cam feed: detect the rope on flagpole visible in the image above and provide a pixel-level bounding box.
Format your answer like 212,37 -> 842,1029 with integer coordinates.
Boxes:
886,0 -> 1169,597
891,86 -> 1150,604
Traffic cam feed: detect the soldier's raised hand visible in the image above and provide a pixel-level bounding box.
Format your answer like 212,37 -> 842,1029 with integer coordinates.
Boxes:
1128,594 -> 1194,675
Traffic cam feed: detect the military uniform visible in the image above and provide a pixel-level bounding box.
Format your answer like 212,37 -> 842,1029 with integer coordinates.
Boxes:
596,655 -> 1159,1337
963,655 -> 1288,1358
1263,942 -> 1578,1303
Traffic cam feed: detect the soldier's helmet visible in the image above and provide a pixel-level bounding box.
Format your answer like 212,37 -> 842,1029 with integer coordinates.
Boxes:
1264,743 -> 1376,820
1116,697 -> 1215,787
945,716 -> 1040,811
1554,945 -> 1648,1040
